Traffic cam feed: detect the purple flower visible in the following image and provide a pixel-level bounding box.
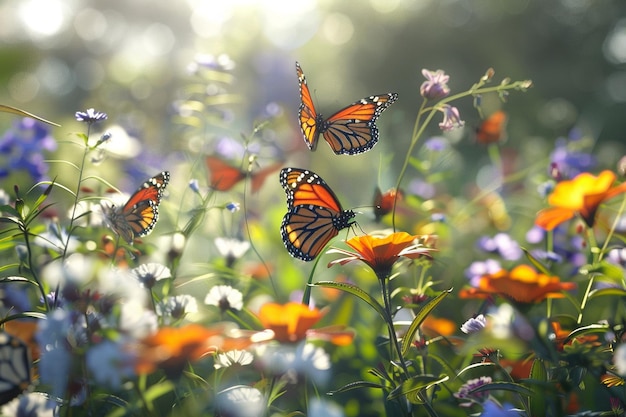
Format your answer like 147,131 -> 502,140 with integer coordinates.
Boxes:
461,314 -> 486,334
465,259 -> 501,286
479,400 -> 523,416
477,233 -> 522,261
423,136 -> 449,151
420,69 -> 450,100
438,105 -> 464,131
453,376 -> 492,406
549,137 -> 595,179
0,118 -> 57,182
75,108 -> 108,124
608,248 -> 626,267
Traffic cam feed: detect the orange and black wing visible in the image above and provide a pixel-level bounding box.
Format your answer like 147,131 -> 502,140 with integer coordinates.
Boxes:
206,156 -> 246,191
323,93 -> 398,155
107,171 -> 170,243
0,332 -> 31,406
297,62 -> 320,151
249,161 -> 283,193
476,110 -> 507,144
296,61 -> 398,155
279,167 -> 355,261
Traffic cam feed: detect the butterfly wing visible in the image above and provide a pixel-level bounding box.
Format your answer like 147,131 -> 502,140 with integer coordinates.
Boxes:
249,161 -> 283,193
296,62 -> 320,151
107,171 -> 170,243
296,62 -> 398,155
279,168 -> 355,261
476,110 -> 507,144
0,332 -> 31,407
322,93 -> 398,155
206,156 -> 246,191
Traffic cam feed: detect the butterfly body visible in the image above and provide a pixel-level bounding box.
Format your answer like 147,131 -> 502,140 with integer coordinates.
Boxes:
104,171 -> 169,244
297,62 -> 398,155
280,167 -> 355,261
476,110 -> 507,144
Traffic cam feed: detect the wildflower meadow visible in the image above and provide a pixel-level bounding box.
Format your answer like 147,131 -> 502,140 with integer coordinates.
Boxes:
2,1 -> 626,417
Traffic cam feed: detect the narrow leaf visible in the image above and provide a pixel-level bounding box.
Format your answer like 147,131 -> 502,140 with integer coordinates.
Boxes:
313,281 -> 388,321
0,104 -> 60,126
521,248 -> 550,275
470,381 -> 533,397
401,289 -> 451,356
328,380 -> 387,395
387,375 -> 448,403
529,359 -> 548,417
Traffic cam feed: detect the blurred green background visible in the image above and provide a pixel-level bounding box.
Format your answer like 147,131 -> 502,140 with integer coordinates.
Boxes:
2,0 -> 625,161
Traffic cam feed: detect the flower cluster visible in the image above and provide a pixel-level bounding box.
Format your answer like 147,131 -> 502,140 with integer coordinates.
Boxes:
2,57 -> 624,417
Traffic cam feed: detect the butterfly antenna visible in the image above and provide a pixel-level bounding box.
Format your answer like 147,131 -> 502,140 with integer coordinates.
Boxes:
241,154 -> 278,297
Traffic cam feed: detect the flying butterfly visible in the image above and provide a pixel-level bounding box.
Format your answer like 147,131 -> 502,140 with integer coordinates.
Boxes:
373,186 -> 403,222
296,62 -> 398,155
0,332 -> 31,406
206,156 -> 282,193
280,167 -> 356,261
476,110 -> 508,145
103,171 -> 170,244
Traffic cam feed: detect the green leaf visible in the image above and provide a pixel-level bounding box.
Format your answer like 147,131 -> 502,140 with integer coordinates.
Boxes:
470,381 -> 533,397
313,281 -> 388,322
521,248 -> 550,275
588,287 -> 626,299
563,323 -> 610,345
528,359 -> 548,417
585,260 -> 625,283
387,375 -> 448,403
0,104 -> 60,126
401,289 -> 451,356
328,380 -> 387,395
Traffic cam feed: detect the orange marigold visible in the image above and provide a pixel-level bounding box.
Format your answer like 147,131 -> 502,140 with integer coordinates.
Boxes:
459,264 -> 576,303
535,170 -> 626,230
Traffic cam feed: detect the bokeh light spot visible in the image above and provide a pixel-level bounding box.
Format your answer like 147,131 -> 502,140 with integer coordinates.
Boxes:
603,19 -> 626,65
321,13 -> 354,45
18,0 -> 71,40
74,8 -> 108,42
7,72 -> 40,102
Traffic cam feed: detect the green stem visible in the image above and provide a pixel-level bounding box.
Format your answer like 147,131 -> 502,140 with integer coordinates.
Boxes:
392,81 -> 529,230
378,277 -> 409,378
577,227 -> 599,324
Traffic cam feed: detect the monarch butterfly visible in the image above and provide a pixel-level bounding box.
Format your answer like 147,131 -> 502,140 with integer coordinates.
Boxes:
475,110 -> 507,144
0,332 -> 31,406
296,62 -> 398,155
373,187 -> 403,222
280,167 -> 355,261
103,171 -> 170,244
206,156 -> 282,193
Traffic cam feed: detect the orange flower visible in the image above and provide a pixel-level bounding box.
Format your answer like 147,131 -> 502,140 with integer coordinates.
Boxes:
535,170 -> 626,230
257,302 -> 354,345
328,232 -> 436,279
134,323 -> 256,377
459,264 -> 576,303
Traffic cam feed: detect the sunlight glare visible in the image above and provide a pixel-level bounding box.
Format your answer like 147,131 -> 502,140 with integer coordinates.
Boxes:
18,0 -> 71,40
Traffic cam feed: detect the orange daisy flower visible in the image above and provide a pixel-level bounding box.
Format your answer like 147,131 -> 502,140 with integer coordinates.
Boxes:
459,264 -> 576,303
257,302 -> 354,345
328,232 -> 436,280
535,170 -> 626,230
134,323 -> 256,377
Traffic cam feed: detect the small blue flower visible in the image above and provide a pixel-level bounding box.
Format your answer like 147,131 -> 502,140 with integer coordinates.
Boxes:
0,118 -> 57,182
423,136 -> 449,151
75,108 -> 108,124
226,202 -> 240,212
189,178 -> 200,194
